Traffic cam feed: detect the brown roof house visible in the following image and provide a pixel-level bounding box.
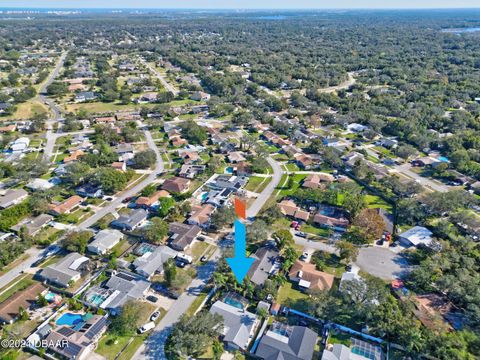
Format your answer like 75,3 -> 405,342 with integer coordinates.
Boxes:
162,177 -> 191,193
135,190 -> 170,208
63,150 -> 85,164
0,282 -> 47,324
187,204 -> 215,228
49,196 -> 83,216
288,260 -> 334,291
278,200 -> 310,222
294,153 -> 314,170
302,173 -> 335,189
313,207 -> 350,230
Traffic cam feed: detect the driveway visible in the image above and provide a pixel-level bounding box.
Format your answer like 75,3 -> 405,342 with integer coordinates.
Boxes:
392,163 -> 450,193
355,247 -> 411,280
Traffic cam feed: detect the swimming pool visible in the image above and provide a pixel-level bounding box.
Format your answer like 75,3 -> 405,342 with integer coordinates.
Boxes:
225,167 -> 234,174
200,192 -> 208,202
224,297 -> 244,310
56,313 -> 83,326
438,156 -> 449,163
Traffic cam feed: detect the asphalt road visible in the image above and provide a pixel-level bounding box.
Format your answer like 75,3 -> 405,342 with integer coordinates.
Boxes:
246,156 -> 283,218
393,163 -> 449,193
133,158 -> 283,360
141,58 -> 179,96
41,51 -> 68,162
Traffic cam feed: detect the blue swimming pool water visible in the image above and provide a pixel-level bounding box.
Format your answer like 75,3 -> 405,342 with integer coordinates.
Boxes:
56,313 -> 83,326
225,167 -> 234,174
224,297 -> 244,310
438,156 -> 449,163
201,192 -> 208,201
44,292 -> 56,301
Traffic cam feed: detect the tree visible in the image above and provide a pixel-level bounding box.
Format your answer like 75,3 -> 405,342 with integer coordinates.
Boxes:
250,157 -> 270,174
111,300 -> 145,336
335,240 -> 359,263
282,246 -> 299,271
342,191 -> 366,219
61,162 -> 91,186
247,219 -> 269,244
272,229 -> 293,249
211,206 -> 235,229
164,258 -> 177,287
165,311 -> 223,360
61,231 -> 92,254
90,167 -> 127,194
140,217 -> 168,244
157,197 -> 175,217
46,81 -> 68,96
352,208 -> 386,243
179,120 -> 208,144
133,149 -> 157,169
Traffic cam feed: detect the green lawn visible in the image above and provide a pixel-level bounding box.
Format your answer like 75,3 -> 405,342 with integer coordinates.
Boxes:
276,282 -> 309,312
245,176 -> 268,192
301,223 -> 333,238
185,291 -> 209,317
365,194 -> 392,212
285,162 -> 300,172
277,174 -> 307,197
0,275 -> 34,303
188,241 -> 211,262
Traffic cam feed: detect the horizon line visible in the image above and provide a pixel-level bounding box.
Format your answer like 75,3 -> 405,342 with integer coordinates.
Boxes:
2,6 -> 480,10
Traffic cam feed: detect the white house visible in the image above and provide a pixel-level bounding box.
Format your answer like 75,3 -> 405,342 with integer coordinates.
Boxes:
398,226 -> 433,248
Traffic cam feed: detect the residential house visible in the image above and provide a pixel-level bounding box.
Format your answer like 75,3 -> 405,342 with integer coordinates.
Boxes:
204,188 -> 233,208
179,164 -> 205,179
209,299 -> 259,351
227,151 -> 247,164
411,156 -> 441,167
84,271 -> 150,315
0,283 -> 47,324
347,123 -> 368,133
180,150 -> 200,164
0,124 -> 16,133
26,178 -> 55,191
115,143 -> 134,156
168,222 -> 201,251
277,200 -> 310,222
135,190 -> 170,209
376,138 -> 398,149
76,184 -> 103,198
398,226 -> 433,248
294,153 -> 314,170
0,188 -> 29,209
94,116 -> 116,126
208,175 -> 248,192
302,173 -> 334,189
247,247 -> 280,286
49,195 -> 83,216
112,161 -> 127,172
10,137 -> 30,153
187,204 -> 215,228
322,341 -> 382,360
190,91 -> 211,101
44,315 -> 108,360
139,93 -> 157,103
235,162 -> 252,176
12,214 -> 53,237
162,177 -> 191,193
75,91 -> 96,102
87,229 -> 124,255
63,150 -> 85,163
110,209 -> 148,231
255,322 -> 318,360
133,245 -> 178,279
313,206 -> 350,230
171,135 -> 187,147
38,252 -> 90,288
288,260 -> 335,292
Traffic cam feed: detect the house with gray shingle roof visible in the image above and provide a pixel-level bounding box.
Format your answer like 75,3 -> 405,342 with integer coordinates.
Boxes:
87,229 -> 124,255
38,252 -> 90,288
255,322 -> 318,360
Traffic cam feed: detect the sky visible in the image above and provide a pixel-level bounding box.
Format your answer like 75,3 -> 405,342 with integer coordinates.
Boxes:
2,0 -> 480,9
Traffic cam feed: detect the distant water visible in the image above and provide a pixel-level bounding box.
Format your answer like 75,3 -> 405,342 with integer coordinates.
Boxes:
442,27 -> 480,34
253,15 -> 287,20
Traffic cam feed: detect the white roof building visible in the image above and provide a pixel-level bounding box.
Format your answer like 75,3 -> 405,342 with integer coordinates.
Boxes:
398,226 -> 433,248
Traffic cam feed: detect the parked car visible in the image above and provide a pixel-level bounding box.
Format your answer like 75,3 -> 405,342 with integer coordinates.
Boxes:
290,221 -> 298,228
197,235 -> 206,241
146,295 -> 158,303
200,255 -> 208,262
150,311 -> 161,322
296,231 -> 307,238
138,321 -> 155,334
176,260 -> 186,268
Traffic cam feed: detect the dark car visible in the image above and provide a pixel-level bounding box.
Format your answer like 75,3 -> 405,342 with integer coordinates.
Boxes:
176,260 -> 186,268
200,255 -> 208,262
197,236 -> 206,241
146,295 -> 158,303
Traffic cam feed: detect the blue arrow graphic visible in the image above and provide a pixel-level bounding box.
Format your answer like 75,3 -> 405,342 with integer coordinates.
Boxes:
226,219 -> 255,284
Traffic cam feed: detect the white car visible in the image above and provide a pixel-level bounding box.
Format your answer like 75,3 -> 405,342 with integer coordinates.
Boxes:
138,321 -> 155,334
150,311 -> 161,322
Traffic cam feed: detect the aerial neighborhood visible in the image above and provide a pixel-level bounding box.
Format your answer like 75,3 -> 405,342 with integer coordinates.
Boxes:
0,6 -> 478,360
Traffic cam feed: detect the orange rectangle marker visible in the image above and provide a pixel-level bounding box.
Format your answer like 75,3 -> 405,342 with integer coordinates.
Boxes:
234,197 -> 246,220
